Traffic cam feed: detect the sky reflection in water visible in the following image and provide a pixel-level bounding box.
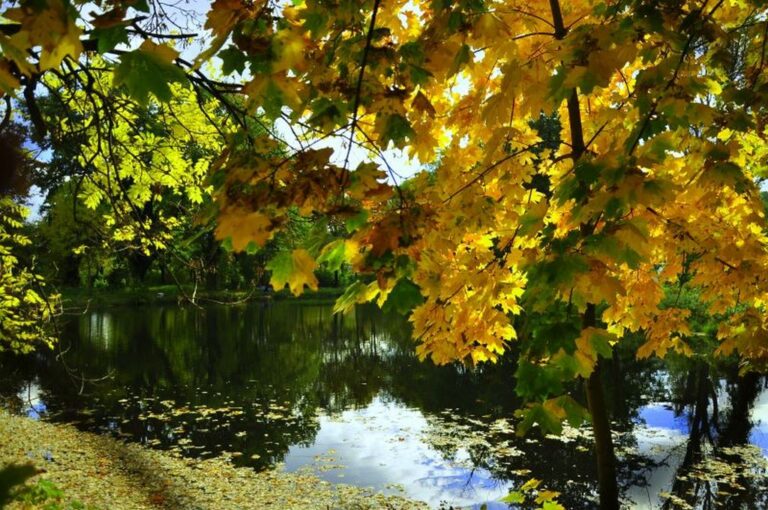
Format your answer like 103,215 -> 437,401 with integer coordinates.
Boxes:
284,397 -> 512,508
2,300 -> 767,509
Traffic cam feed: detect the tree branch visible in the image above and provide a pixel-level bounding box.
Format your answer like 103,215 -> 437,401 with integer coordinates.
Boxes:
344,0 -> 382,171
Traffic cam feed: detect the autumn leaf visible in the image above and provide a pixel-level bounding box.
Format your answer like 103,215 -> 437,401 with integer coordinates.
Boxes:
4,0 -> 83,71
273,29 -> 306,72
205,0 -> 246,36
215,209 -> 273,251
268,249 -> 319,296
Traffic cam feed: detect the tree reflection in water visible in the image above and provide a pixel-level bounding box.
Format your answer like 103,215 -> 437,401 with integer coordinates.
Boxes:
0,301 -> 766,508
660,361 -> 767,510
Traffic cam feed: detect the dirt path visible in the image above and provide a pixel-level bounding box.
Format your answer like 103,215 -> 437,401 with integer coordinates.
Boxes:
0,411 -> 427,509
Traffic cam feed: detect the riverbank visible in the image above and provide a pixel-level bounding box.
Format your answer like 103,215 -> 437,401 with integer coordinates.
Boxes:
0,411 -> 427,509
59,285 -> 344,309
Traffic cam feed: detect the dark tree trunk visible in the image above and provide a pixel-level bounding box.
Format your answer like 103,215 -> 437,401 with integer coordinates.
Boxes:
62,254 -> 81,286
160,261 -> 169,285
127,252 -> 154,283
586,363 -> 620,510
583,304 -> 619,510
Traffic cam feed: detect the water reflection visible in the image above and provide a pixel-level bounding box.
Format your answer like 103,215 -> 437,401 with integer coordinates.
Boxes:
0,300 -> 766,509
285,397 -> 512,507
626,364 -> 768,509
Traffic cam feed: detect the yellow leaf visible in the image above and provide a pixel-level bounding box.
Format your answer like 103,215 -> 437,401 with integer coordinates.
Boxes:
138,40 -> 179,64
205,0 -> 246,36
274,29 -> 306,72
535,490 -> 561,504
520,478 -> 541,491
269,249 -> 319,296
215,208 -> 273,250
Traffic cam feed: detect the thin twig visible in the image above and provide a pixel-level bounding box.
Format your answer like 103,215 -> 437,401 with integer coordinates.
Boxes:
343,0 -> 383,171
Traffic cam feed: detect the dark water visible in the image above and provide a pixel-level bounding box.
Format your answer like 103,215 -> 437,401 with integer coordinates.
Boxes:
1,300 -> 767,509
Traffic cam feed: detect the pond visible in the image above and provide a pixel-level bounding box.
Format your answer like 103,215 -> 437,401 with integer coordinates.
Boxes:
1,300 -> 767,509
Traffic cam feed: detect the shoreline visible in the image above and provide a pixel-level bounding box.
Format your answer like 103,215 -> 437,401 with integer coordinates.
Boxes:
0,411 -> 427,509
58,286 -> 345,310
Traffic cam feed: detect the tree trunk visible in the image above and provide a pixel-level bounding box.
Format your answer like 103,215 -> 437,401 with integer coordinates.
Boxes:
586,359 -> 620,510
548,0 -> 621,504
582,303 -> 619,510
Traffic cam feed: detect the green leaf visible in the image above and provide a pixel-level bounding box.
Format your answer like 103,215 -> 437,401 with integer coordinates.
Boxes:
113,47 -> 187,104
410,65 -> 433,86
515,360 -> 563,400
552,350 -> 587,379
308,97 -> 347,130
317,240 -> 346,272
345,210 -> 368,233
644,133 -> 676,162
262,80 -> 285,120
588,329 -> 615,358
532,253 -> 589,287
518,202 -> 547,236
516,403 -> 562,436
556,396 -> 590,427
382,278 -> 423,315
603,196 -> 624,219
301,9 -> 328,37
91,25 -> 129,54
584,232 -> 641,268
245,241 -> 259,255
381,114 -> 415,149
301,216 -> 332,256
333,281 -> 367,314
399,41 -> 425,64
574,160 -> 601,186
219,46 -> 248,75
500,492 -> 525,504
449,43 -> 472,76
547,66 -> 570,102
130,0 -> 151,13
447,11 -> 465,32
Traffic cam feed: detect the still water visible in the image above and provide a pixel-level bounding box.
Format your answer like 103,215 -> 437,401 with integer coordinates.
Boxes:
2,300 -> 767,509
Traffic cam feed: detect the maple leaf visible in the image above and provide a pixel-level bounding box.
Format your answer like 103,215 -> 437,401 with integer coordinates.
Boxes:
273,29 -> 306,72
363,220 -> 402,257
267,249 -> 319,296
205,0 -> 247,36
113,41 -> 188,104
215,209 -> 273,251
411,91 -> 436,118
4,0 -> 83,71
348,162 -> 390,200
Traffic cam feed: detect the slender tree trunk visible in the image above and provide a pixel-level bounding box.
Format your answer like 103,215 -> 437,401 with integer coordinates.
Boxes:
548,1 -> 620,506
586,363 -> 620,509
610,349 -> 629,422
582,304 -> 619,510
